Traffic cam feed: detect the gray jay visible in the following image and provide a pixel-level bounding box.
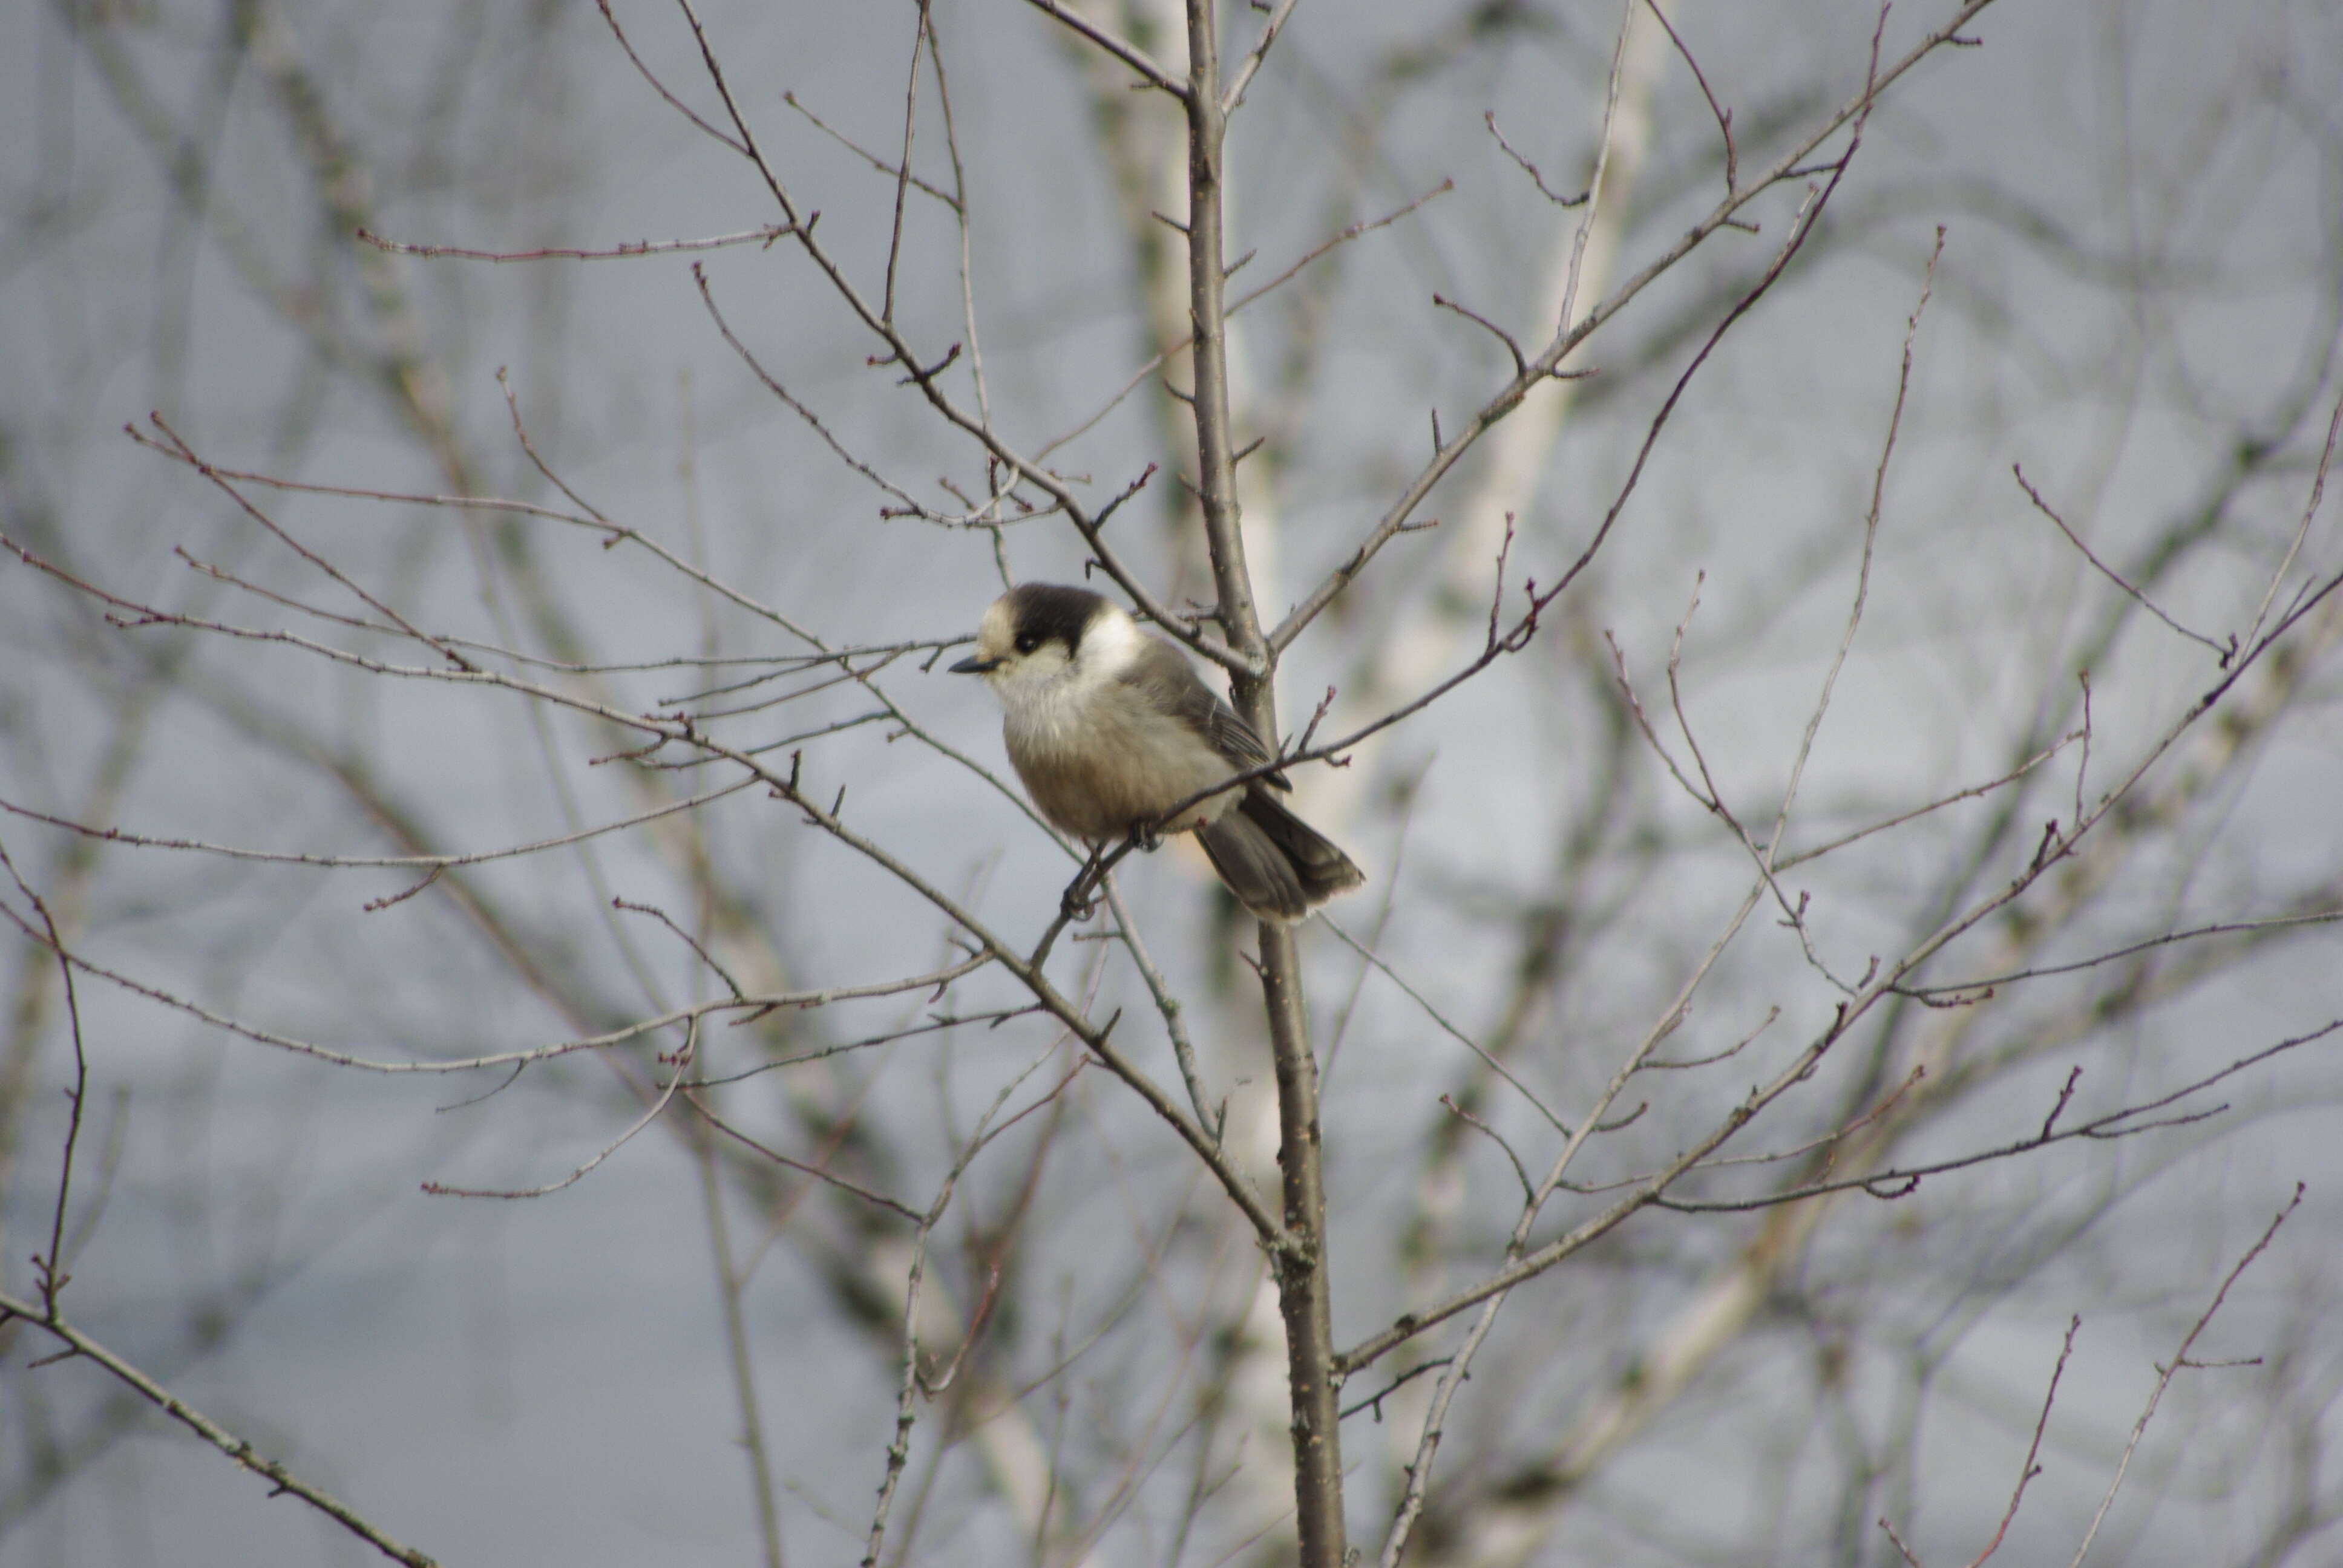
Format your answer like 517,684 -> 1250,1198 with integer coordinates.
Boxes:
951,583 -> 1364,923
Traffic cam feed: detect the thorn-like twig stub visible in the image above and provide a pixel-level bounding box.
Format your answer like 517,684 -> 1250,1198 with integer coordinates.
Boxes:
898,342 -> 962,385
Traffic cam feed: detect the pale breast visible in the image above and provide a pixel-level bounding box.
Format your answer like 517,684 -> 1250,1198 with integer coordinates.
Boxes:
1004,679 -> 1242,842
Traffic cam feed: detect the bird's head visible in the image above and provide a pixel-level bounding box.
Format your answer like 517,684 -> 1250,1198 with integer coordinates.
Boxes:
949,583 -> 1131,697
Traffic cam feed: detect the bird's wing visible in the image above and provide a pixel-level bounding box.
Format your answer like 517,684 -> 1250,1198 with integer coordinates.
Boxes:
1119,636 -> 1291,790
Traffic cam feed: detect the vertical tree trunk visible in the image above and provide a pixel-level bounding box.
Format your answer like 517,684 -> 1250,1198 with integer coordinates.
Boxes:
1178,2 -> 1348,1561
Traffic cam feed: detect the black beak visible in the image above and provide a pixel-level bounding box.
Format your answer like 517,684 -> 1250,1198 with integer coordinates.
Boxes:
949,654 -> 1001,674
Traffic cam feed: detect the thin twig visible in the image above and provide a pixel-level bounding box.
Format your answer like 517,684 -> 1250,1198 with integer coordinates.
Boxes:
691,1132 -> 784,1568
1642,0 -> 1735,191
1553,0 -> 1641,343
1101,869 -> 1220,1141
1337,1356 -> 1453,1422
2240,389 -> 2343,651
0,843 -> 90,1312
0,780 -> 756,876
693,267 -> 929,514
2014,462 -> 2236,662
782,92 -> 957,207
1161,161 -> 1860,816
1222,0 -> 1303,113
1906,910 -> 2343,998
2065,1186 -> 2305,1567
860,1041 -> 1071,1566
1322,918 -> 1570,1137
1018,0 -> 1187,97
881,1 -> 930,324
355,224 -> 795,261
1763,231 -> 1942,869
593,0 -> 749,154
686,1099 -> 927,1222
924,9 -> 995,439
1965,1315 -> 2080,1566
1432,292 -> 1529,378
1651,1020 -> 2338,1212
1437,1095 -> 1536,1206
1338,551 -> 2343,1373
1379,1294 -> 1506,1567
0,882 -> 994,1075
422,1019 -> 700,1198
1776,737 -> 2078,869
0,1292 -> 438,1566
686,1008 -> 1040,1088
1483,111 -> 1589,207
1267,0 -> 2002,653
1035,179 -> 1452,461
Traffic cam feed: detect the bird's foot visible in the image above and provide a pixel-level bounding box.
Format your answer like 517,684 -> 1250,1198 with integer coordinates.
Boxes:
1128,822 -> 1164,854
1061,849 -> 1107,922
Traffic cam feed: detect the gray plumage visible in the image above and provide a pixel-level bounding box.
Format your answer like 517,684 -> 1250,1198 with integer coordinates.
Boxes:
951,583 -> 1364,923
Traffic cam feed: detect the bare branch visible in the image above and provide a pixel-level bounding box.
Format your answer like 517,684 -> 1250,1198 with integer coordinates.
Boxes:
2241,388 -> 2343,651
2014,462 -> 2236,663
684,1097 -> 929,1222
1643,0 -> 1736,191
1337,747 -> 2342,1370
860,1039 -> 1077,1566
0,1293 -> 438,1566
1964,1315 -> 2080,1567
1035,179 -> 1452,462
1222,0 -> 1304,113
1639,1018 -> 2341,1212
593,0 -> 749,155
0,842 -> 89,1313
882,1 -> 931,325
1379,1293 -> 1506,1567
1432,291 -> 1529,379
782,91 -> 958,208
1776,736 -> 2079,870
1101,869 -> 1220,1142
1762,230 -> 1941,868
1267,0 -> 2002,652
2066,1186 -> 2307,1567
354,224 -> 796,261
692,267 -> 930,514
1483,111 -> 1590,207
0,780 -> 758,879
1907,909 -> 2343,999
1322,917 -> 1570,1138
1018,0 -> 1188,98
424,1019 -> 699,1199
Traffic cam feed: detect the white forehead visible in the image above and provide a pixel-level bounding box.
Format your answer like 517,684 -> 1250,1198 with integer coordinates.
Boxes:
976,595 -> 1019,655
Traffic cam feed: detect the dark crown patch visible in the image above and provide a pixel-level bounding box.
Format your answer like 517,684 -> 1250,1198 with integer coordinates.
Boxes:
1006,583 -> 1106,653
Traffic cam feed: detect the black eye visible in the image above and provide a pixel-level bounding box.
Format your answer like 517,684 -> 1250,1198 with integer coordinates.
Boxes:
1014,632 -> 1042,654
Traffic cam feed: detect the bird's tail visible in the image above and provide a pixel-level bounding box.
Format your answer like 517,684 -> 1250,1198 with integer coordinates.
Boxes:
1195,790 -> 1365,923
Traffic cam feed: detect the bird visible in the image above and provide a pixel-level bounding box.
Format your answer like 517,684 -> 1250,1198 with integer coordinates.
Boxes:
950,583 -> 1364,923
